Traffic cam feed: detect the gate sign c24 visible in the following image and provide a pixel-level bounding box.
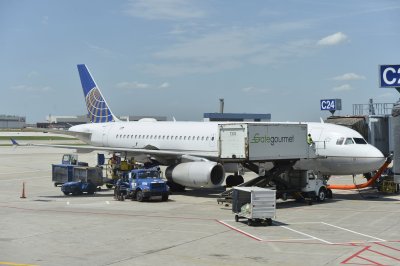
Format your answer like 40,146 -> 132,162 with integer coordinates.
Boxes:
380,65 -> 400,88
320,99 -> 340,111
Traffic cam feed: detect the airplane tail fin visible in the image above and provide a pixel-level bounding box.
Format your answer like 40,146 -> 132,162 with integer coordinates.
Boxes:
77,64 -> 119,123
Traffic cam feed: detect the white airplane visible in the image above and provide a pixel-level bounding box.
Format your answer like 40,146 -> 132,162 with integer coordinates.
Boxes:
23,64 -> 386,189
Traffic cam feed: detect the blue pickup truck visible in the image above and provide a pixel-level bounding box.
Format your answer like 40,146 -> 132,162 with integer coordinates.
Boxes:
114,168 -> 170,202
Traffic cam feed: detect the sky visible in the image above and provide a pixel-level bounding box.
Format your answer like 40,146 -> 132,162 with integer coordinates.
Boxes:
1,0 -> 400,123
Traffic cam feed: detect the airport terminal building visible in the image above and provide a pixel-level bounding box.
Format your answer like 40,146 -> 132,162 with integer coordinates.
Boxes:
0,115 -> 26,129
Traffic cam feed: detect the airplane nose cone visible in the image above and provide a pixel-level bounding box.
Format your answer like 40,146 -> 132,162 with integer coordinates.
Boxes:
367,144 -> 386,169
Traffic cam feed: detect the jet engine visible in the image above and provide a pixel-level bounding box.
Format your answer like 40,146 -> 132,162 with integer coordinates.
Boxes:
165,162 -> 225,188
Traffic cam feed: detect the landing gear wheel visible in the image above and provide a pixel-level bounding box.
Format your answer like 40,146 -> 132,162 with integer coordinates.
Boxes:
317,187 -> 327,202
236,175 -> 244,186
225,175 -> 234,187
235,215 -> 239,222
136,191 -> 144,202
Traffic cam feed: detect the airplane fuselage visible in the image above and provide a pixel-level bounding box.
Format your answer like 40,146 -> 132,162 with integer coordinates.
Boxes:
70,121 -> 385,176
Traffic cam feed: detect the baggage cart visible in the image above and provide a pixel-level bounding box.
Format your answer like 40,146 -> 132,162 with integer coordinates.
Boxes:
232,187 -> 276,226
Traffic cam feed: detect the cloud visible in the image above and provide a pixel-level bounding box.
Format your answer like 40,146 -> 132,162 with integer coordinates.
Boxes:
124,0 -> 205,20
317,32 -> 348,46
159,82 -> 170,89
241,86 -> 270,94
146,24 -> 316,76
378,92 -> 396,98
27,71 -> 39,78
86,43 -> 121,58
116,81 -> 171,90
116,81 -> 150,90
332,84 -> 354,92
332,73 -> 365,81
11,85 -> 52,92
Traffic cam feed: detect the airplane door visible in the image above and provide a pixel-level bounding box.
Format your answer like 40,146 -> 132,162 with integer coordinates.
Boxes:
102,125 -> 110,147
209,133 -> 216,147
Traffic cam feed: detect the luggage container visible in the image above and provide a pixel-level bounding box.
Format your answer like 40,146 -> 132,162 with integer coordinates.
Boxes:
232,187 -> 276,226
52,164 -> 75,186
73,166 -> 103,187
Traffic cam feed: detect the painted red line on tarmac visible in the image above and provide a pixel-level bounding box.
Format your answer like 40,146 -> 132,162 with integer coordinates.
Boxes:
0,205 -> 214,221
368,249 -> 400,262
356,255 -> 384,266
374,242 -> 400,252
341,246 -> 371,264
216,220 -> 262,241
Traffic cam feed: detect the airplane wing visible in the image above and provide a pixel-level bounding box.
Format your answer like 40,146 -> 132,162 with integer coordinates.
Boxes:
10,140 -> 218,161
22,127 -> 92,141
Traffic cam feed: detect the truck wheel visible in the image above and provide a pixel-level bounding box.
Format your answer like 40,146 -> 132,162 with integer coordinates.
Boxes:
63,192 -> 69,196
106,184 -> 113,189
162,194 -> 169,201
327,189 -> 333,199
267,218 -> 273,226
136,191 -> 144,202
317,187 -> 327,202
235,215 -> 239,222
247,219 -> 252,226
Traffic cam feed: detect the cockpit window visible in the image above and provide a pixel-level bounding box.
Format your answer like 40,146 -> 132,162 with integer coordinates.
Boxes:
336,137 -> 344,145
344,138 -> 354,145
354,138 -> 367,144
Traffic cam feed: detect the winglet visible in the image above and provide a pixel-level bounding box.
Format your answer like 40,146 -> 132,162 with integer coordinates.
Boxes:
10,138 -> 19,146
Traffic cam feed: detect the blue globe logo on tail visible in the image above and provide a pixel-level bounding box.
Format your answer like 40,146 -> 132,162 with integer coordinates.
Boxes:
77,64 -> 116,123
85,87 -> 114,123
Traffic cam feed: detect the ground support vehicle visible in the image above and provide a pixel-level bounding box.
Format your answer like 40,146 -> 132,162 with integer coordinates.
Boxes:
232,187 -> 276,226
61,181 -> 96,195
219,123 -> 316,187
114,168 -> 170,202
52,154 -> 104,196
218,162 -> 331,205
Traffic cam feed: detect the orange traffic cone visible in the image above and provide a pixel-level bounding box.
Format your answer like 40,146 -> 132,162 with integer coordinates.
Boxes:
20,182 -> 26,199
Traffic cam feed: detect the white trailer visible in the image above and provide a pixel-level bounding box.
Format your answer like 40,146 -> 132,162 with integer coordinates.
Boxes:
219,123 -> 315,162
232,187 -> 276,226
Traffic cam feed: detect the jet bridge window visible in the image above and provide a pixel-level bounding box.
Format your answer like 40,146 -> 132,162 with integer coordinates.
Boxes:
354,138 -> 367,144
344,138 -> 354,145
336,137 -> 344,145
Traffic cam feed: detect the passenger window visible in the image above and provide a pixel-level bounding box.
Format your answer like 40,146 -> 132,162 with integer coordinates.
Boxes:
336,137 -> 344,145
201,136 -> 204,141
344,138 -> 354,145
354,138 -> 367,144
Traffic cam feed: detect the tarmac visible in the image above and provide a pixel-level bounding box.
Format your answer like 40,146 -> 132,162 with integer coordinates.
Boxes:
1,145 -> 400,266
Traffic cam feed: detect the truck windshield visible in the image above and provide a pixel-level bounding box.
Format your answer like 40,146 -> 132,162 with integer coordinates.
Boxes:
136,171 -> 160,179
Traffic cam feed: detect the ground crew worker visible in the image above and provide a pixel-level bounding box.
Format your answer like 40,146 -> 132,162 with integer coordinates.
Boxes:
307,134 -> 314,145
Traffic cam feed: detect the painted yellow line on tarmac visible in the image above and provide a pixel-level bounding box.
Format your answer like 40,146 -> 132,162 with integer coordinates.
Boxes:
0,262 -> 38,266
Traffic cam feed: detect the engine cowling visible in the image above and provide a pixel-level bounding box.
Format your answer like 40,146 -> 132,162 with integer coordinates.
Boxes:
165,162 -> 225,188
